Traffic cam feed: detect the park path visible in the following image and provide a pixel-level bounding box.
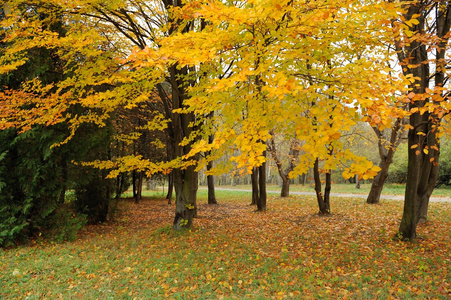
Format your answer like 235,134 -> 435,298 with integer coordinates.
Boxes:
202,187 -> 451,203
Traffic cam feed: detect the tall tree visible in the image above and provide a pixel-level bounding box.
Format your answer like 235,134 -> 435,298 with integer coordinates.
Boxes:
163,0 -> 399,201
394,0 -> 451,239
0,0 -> 204,230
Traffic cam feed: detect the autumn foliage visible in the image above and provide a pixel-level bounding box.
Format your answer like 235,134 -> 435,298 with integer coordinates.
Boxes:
1,0 -> 451,239
1,193 -> 450,298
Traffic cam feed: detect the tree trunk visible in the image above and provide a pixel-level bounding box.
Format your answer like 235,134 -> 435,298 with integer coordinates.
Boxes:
324,170 -> 331,213
368,118 -> 403,204
132,170 -> 137,198
314,158 -> 330,215
257,154 -> 267,211
251,167 -> 259,205
267,136 -> 299,198
355,175 -> 360,189
299,173 -> 306,185
169,60 -> 199,229
396,2 -> 447,239
173,165 -> 198,230
281,177 -> 289,197
166,172 -> 174,204
134,171 -> 143,204
207,161 -> 217,204
367,160 -> 390,204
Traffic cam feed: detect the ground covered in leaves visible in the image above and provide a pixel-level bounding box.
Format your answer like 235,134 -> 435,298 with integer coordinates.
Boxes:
1,191 -> 450,299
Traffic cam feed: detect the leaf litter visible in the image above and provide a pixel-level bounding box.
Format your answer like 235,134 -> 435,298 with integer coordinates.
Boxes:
1,194 -> 450,299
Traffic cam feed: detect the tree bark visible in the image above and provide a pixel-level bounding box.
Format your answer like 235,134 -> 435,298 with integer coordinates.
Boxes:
251,166 -> 259,206
173,165 -> 198,230
268,136 -> 299,197
207,161 -> 217,204
134,171 -> 143,204
366,160 -> 390,204
396,2 -> 448,239
169,61 -> 199,229
132,170 -> 137,199
367,118 -> 403,204
313,158 -> 330,215
281,178 -> 290,197
166,172 -> 173,204
257,152 -> 267,211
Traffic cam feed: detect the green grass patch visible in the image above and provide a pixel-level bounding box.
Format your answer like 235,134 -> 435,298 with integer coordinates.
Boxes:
1,191 -> 450,299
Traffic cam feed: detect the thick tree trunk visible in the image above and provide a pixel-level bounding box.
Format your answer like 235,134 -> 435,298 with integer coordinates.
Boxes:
173,165 -> 198,230
281,178 -> 289,197
169,61 -> 199,230
251,167 -> 259,205
396,2 -> 447,239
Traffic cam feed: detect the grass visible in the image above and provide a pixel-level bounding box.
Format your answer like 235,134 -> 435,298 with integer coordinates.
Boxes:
126,183 -> 451,198
235,183 -> 451,197
1,191 -> 450,299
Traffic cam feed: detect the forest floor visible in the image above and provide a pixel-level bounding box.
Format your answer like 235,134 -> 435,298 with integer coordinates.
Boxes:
1,190 -> 450,299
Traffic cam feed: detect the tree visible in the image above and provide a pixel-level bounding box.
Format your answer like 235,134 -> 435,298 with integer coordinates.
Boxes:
366,118 -> 407,204
164,1 -> 397,208
267,134 -> 300,197
1,0 -> 404,230
393,0 -> 451,239
0,0 -> 205,230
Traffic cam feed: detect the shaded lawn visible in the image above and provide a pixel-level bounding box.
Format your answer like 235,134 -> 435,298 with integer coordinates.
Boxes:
1,194 -> 450,299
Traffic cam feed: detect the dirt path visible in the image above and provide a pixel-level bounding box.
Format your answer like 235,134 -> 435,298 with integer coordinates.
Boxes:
202,187 -> 451,203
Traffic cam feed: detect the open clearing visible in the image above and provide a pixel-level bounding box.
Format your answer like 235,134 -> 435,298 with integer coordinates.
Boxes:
1,192 -> 450,299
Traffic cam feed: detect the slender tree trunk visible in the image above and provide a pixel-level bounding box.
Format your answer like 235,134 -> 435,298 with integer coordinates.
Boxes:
58,156 -> 67,204
251,167 -> 259,205
355,175 -> 360,189
166,172 -> 174,204
135,171 -> 143,204
367,160 -> 390,204
207,161 -> 217,204
367,118 -> 403,204
324,170 -> 331,213
206,114 -> 217,204
132,170 -> 137,198
299,173 -> 306,185
313,158 -> 330,215
257,153 -> 267,211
